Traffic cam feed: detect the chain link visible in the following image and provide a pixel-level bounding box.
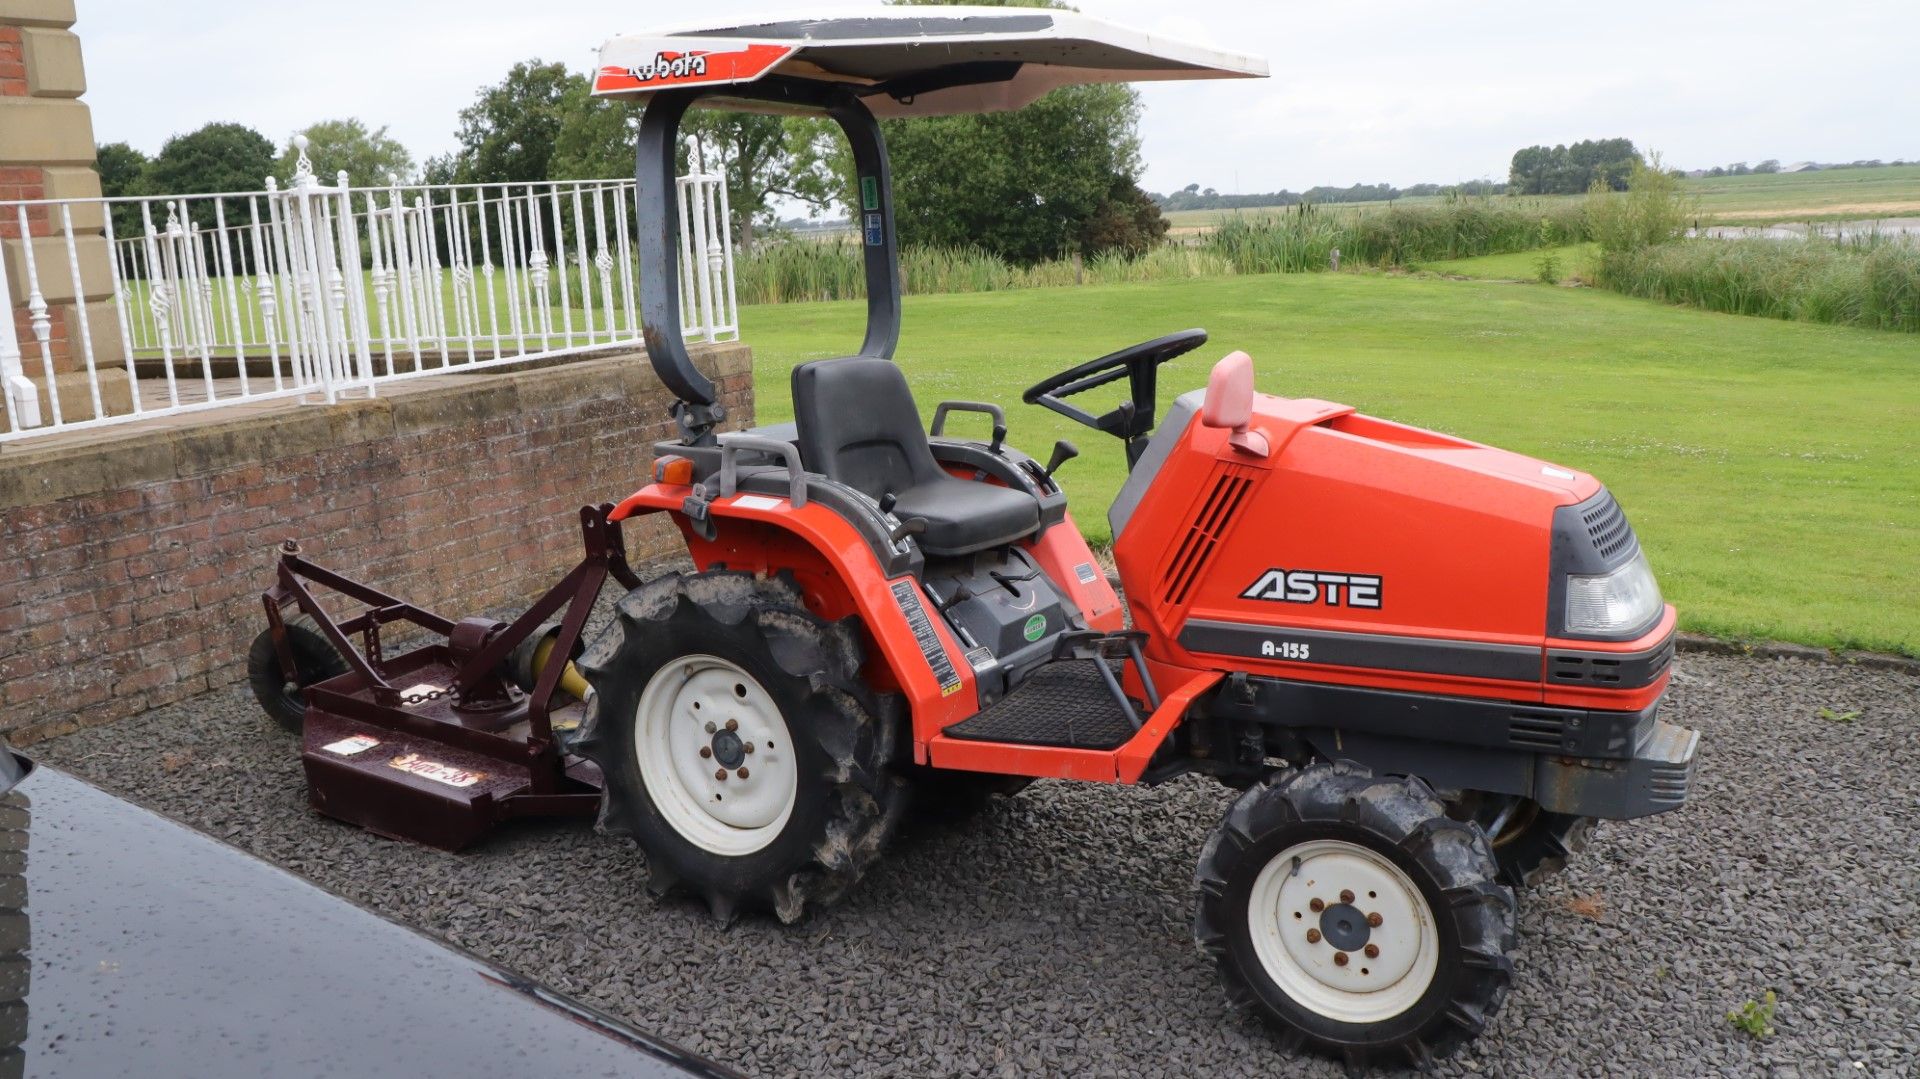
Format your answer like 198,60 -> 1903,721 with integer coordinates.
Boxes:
399,687 -> 447,706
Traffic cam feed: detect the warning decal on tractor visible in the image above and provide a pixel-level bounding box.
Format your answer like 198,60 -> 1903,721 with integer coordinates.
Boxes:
321,734 -> 380,756
388,753 -> 485,789
890,579 -> 963,698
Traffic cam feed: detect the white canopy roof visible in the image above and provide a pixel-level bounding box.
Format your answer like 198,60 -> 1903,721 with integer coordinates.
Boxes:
593,7 -> 1267,117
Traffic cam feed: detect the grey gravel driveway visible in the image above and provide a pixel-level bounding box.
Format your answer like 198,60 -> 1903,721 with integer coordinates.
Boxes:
34,653 -> 1919,1077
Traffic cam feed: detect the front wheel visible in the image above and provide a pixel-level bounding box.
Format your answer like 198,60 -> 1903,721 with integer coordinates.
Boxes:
1194,763 -> 1516,1069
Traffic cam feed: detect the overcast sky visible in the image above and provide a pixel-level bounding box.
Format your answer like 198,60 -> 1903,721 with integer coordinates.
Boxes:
81,0 -> 1917,196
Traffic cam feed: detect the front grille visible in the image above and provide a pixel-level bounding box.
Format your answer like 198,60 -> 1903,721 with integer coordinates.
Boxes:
1580,489 -> 1636,561
1550,653 -> 1623,684
1547,636 -> 1673,687
1508,711 -> 1566,750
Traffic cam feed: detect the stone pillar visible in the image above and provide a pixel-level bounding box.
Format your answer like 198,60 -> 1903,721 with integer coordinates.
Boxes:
0,0 -> 128,420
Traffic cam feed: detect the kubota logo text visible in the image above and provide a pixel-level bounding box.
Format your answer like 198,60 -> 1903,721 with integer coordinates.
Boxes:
627,52 -> 708,83
1241,569 -> 1383,609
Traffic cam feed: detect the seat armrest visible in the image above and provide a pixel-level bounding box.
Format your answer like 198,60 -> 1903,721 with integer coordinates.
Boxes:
931,400 -> 1007,453
717,433 -> 808,507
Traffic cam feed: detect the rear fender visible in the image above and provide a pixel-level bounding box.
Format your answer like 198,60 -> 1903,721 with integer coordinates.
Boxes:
611,484 -> 979,749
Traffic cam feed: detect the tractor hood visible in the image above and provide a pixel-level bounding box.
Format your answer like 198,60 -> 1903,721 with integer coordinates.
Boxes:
1111,389 -> 1670,705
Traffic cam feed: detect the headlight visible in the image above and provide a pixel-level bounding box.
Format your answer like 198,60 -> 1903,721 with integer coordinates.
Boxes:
1564,551 -> 1662,636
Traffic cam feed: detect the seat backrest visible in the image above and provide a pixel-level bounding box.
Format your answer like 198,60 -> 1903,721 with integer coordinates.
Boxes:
791,357 -> 944,500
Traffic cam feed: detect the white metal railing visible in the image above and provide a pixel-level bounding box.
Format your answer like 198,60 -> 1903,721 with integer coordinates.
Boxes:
0,139 -> 736,443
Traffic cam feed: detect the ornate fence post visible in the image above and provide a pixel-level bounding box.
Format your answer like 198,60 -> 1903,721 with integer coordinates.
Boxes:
0,216 -> 42,430
286,136 -> 339,404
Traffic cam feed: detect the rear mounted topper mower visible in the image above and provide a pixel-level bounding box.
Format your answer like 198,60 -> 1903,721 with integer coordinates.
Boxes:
250,9 -> 1699,1068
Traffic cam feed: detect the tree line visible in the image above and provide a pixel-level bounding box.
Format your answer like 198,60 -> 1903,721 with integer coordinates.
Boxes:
1507,138 -> 1642,195
1152,178 -> 1508,212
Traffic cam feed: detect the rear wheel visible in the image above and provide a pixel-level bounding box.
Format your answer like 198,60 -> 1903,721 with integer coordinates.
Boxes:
1194,762 -> 1515,1068
246,615 -> 350,734
1448,792 -> 1595,888
575,571 -> 910,923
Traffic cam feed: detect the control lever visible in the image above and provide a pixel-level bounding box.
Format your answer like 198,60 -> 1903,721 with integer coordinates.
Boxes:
890,517 -> 927,544
933,581 -> 974,612
1043,439 -> 1080,483
878,491 -> 898,516
988,567 -> 1038,595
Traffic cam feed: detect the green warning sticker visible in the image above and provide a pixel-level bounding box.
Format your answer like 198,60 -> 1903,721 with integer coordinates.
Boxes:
860,175 -> 879,211
1023,614 -> 1047,642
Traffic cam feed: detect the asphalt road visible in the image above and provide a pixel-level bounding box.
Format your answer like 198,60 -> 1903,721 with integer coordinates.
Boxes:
35,652 -> 1919,1077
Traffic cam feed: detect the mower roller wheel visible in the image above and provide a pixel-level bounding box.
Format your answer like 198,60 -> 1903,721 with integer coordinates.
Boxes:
246,615 -> 351,734
574,571 -> 910,924
1194,762 -> 1515,1069
1448,793 -> 1596,889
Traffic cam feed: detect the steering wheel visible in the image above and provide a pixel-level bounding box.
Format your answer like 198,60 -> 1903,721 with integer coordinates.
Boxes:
1022,329 -> 1208,463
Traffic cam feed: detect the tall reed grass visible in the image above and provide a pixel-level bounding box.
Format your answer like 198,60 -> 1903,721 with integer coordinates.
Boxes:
1594,233 -> 1920,332
1204,200 -> 1590,274
734,199 -> 1585,305
733,239 -> 1236,304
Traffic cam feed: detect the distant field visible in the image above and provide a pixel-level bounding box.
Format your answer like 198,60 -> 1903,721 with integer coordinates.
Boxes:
745,273 -> 1920,656
1162,165 -> 1920,231
1684,164 -> 1920,221
1165,198 -> 1437,230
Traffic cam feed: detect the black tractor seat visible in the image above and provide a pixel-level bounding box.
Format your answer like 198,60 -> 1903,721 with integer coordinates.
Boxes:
792,356 -> 1040,557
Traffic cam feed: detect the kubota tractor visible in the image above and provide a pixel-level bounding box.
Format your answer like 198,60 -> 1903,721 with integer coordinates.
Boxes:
251,10 -> 1697,1067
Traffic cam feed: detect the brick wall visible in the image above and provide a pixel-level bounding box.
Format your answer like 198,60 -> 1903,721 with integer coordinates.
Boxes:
0,344 -> 753,743
0,26 -> 24,97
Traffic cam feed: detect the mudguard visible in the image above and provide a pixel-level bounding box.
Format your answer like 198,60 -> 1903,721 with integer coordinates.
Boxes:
610,483 -> 980,751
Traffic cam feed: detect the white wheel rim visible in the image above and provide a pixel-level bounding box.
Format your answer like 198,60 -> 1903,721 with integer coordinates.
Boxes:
1247,838 -> 1439,1025
633,655 -> 797,857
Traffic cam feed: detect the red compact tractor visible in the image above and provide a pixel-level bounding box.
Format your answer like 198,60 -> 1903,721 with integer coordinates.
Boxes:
251,11 -> 1697,1067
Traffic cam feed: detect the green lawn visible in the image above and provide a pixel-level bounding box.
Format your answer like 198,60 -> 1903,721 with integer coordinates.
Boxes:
1418,244 -> 1597,281
741,273 -> 1920,656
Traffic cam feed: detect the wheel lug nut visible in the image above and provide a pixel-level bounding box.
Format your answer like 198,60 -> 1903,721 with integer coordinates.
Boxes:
1364,944 -> 1379,959
714,769 -> 728,781
1309,898 -> 1325,913
704,722 -> 716,734
725,719 -> 739,732
1339,889 -> 1355,904
1367,912 -> 1383,928
1305,928 -> 1321,944
744,743 -> 754,754
1333,952 -> 1349,967
736,767 -> 749,779
699,746 -> 712,759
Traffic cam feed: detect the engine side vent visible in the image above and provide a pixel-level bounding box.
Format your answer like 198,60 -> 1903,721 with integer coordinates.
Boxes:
1580,490 -> 1636,561
1160,469 -> 1254,609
